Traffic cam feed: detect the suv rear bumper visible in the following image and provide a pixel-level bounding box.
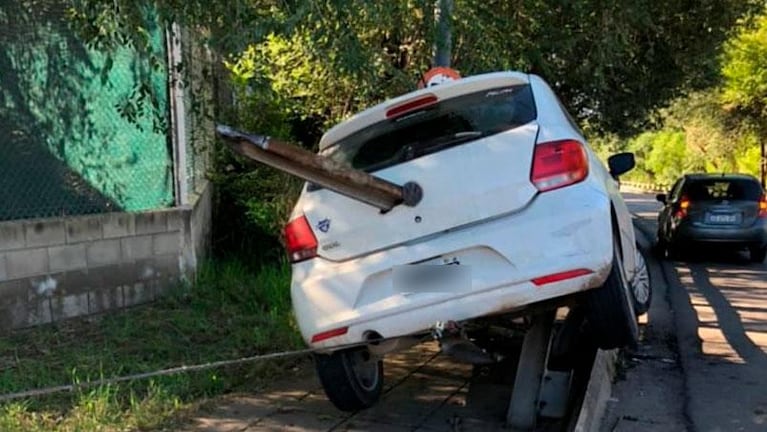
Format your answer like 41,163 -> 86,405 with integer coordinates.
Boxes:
290,182 -> 616,349
675,219 -> 767,247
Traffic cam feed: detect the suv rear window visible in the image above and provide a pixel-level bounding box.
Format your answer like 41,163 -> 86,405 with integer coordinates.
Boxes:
323,85 -> 536,172
684,178 -> 763,202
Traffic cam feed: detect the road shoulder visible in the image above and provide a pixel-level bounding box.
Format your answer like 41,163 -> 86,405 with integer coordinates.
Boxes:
598,222 -> 689,432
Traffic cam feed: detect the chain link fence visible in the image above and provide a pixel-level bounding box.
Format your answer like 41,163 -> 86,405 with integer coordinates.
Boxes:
0,0 -> 175,222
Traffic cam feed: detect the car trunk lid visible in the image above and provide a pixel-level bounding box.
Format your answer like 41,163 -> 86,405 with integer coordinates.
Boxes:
684,178 -> 764,227
299,79 -> 540,261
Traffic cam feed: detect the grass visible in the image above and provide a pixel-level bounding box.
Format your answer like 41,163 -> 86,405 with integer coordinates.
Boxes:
0,258 -> 305,431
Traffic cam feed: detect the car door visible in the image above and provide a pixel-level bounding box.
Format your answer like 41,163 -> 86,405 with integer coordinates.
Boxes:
659,178 -> 684,239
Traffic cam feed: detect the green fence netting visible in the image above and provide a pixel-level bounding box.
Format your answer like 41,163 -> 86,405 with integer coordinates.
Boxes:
0,1 -> 174,221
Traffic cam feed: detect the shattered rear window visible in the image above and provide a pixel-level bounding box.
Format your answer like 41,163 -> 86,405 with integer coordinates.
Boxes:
322,84 -> 536,172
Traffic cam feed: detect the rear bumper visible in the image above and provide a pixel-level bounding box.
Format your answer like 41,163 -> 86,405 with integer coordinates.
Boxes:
290,182 -> 615,349
675,219 -> 767,247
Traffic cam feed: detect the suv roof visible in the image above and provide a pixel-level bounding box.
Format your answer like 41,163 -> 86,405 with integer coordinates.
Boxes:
682,173 -> 760,183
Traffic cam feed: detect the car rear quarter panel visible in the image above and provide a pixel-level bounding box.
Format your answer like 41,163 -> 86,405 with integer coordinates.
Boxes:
529,74 -> 636,273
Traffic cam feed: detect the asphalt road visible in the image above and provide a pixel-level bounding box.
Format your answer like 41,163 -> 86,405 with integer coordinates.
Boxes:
604,192 -> 767,432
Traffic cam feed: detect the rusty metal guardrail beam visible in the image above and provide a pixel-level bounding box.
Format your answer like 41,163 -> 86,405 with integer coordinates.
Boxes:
216,125 -> 423,212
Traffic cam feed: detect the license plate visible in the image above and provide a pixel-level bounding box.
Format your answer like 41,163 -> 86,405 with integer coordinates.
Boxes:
706,212 -> 739,224
392,260 -> 471,293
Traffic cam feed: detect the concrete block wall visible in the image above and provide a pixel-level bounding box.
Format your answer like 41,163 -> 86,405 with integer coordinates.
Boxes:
0,183 -> 212,330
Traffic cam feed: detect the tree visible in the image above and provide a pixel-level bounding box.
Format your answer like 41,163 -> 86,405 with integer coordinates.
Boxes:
66,0 -> 755,136
721,9 -> 767,185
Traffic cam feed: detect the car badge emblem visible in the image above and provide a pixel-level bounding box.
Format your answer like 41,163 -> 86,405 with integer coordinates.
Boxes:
317,218 -> 331,233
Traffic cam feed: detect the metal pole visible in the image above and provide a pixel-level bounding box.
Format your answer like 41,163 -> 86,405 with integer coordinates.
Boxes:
433,0 -> 453,67
216,125 -> 423,211
167,23 -> 189,206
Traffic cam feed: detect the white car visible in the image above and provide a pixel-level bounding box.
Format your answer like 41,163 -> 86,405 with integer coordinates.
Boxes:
284,71 -> 646,411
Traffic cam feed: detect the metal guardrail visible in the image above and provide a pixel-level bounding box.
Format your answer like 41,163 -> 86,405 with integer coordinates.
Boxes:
620,181 -> 671,193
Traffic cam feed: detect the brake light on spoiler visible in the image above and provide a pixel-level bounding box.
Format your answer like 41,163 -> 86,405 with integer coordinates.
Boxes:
385,94 -> 438,119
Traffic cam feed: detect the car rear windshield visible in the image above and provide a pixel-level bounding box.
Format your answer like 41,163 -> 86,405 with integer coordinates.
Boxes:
684,178 -> 763,202
322,84 -> 536,172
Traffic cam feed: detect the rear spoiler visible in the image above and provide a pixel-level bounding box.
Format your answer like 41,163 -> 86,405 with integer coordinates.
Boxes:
215,125 -> 423,212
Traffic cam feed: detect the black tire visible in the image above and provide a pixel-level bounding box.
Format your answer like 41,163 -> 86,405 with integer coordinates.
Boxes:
314,347 -> 383,412
629,245 -> 652,316
653,232 -> 667,258
666,239 -> 684,260
584,238 -> 639,349
750,246 -> 767,263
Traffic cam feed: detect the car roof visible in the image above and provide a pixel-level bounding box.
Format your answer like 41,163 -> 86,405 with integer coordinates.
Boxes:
682,173 -> 760,183
318,71 -> 531,151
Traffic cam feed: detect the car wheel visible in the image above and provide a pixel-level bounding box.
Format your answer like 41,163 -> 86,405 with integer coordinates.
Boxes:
584,237 -> 639,350
629,245 -> 652,316
749,246 -> 767,263
314,347 -> 383,412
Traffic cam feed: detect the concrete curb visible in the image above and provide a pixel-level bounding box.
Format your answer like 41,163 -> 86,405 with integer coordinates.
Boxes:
571,218 -> 655,431
572,348 -> 618,432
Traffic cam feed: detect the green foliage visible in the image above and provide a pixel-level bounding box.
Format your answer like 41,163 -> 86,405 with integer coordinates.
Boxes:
722,11 -> 767,117
641,131 -> 692,184
67,0 -> 756,136
589,86 -> 762,184
63,0 -> 762,252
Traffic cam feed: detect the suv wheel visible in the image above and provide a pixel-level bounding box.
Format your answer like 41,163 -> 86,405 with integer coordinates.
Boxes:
314,347 -> 383,411
654,230 -> 667,258
584,237 -> 639,349
749,246 -> 767,263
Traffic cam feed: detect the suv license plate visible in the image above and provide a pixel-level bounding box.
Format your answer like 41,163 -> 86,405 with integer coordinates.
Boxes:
706,213 -> 739,224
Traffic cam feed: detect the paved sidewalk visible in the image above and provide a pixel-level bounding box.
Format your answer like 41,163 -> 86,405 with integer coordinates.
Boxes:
183,342 -> 518,432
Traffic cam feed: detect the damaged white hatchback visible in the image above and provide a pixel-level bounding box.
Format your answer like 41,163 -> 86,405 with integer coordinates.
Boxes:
221,71 -> 647,413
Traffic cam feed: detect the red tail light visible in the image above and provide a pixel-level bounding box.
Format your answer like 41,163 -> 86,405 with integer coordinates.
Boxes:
675,196 -> 691,219
759,194 -> 767,218
531,140 -> 589,192
284,215 -> 318,263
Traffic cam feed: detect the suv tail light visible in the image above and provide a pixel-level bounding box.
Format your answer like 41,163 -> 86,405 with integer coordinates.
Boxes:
531,140 -> 589,192
284,215 -> 318,263
675,195 -> 691,219
759,194 -> 767,218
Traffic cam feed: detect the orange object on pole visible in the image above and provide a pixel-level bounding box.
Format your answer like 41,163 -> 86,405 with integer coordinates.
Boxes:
417,67 -> 461,88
